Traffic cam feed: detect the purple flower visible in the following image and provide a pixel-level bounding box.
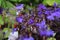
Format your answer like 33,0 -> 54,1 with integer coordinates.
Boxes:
37,4 -> 46,11
47,15 -> 54,20
40,30 -> 47,36
16,17 -> 23,23
52,12 -> 60,18
45,11 -> 50,15
12,28 -> 17,34
28,19 -> 34,24
16,4 -> 24,10
55,8 -> 60,11
28,37 -> 34,40
36,20 -> 46,29
23,36 -> 34,40
54,3 -> 57,7
0,7 -> 3,14
46,30 -> 54,36
38,11 -> 42,15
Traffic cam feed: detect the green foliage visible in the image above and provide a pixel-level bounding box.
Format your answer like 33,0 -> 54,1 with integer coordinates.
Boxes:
6,1 -> 15,9
1,0 -> 15,9
0,0 -> 2,6
0,15 -> 4,25
43,0 -> 60,6
9,0 -> 22,2
9,0 -> 18,2
3,28 -> 11,38
9,9 -> 16,16
4,16 -> 9,23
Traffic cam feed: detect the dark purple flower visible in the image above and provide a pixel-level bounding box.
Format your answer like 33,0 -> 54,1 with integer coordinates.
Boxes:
16,17 -> 23,23
28,19 -> 34,24
55,8 -> 60,11
38,11 -> 42,15
0,7 -> 3,14
37,4 -> 46,11
54,3 -> 57,7
45,11 -> 50,15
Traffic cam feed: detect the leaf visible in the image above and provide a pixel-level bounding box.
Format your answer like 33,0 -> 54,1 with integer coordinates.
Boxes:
2,1 -> 7,9
45,0 -> 55,6
18,0 -> 22,2
43,0 -> 60,6
3,28 -> 11,38
0,30 -> 3,40
3,28 -> 9,32
4,17 -> 9,23
55,0 -> 60,4
1,1 -> 15,9
35,0 -> 39,3
9,0 -> 18,2
0,0 -> 2,6
0,15 -> 4,25
9,9 -> 16,15
6,1 -> 15,9
43,0 -> 47,5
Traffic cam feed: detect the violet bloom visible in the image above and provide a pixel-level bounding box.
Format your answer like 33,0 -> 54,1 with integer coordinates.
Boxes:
36,21 -> 45,28
23,36 -> 34,40
16,17 -> 23,23
52,12 -> 60,18
46,30 -> 54,37
28,19 -> 34,24
16,4 -> 24,10
36,22 -> 41,27
40,30 -> 47,36
20,26 -> 26,31
54,3 -> 57,7
55,8 -> 60,11
37,4 -> 46,11
28,36 -> 34,40
38,11 -> 42,15
0,7 -> 3,14
45,11 -> 50,15
47,15 -> 54,20
12,28 -> 17,34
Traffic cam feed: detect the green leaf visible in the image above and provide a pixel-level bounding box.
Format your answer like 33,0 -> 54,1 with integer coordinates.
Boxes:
2,1 -> 7,8
9,9 -> 16,15
43,0 -> 60,6
6,1 -> 15,9
0,30 -> 3,40
43,0 -> 55,6
3,28 -> 9,32
0,15 -> 4,25
3,28 -> 11,38
1,1 -> 15,9
18,0 -> 22,2
43,0 -> 47,5
0,0 -> 2,6
9,0 -> 17,2
4,16 -> 9,23
55,0 -> 60,4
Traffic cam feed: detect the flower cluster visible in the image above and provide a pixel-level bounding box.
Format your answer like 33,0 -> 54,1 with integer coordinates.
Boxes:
16,4 -> 60,37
